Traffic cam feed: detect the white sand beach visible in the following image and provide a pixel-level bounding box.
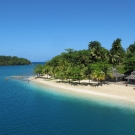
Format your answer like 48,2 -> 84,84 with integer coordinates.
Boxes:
29,76 -> 135,108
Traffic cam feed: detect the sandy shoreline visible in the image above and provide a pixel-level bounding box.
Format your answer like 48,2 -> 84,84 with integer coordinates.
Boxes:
29,77 -> 135,108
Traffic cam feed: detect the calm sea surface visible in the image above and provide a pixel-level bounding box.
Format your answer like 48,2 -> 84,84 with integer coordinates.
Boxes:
0,63 -> 135,135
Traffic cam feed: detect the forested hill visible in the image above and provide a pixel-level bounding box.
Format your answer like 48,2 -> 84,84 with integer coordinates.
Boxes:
0,56 -> 31,66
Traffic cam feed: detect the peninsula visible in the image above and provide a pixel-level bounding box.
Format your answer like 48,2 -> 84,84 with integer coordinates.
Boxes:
32,39 -> 135,108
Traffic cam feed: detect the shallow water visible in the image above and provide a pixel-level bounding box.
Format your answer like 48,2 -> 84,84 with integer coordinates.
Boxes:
0,64 -> 135,135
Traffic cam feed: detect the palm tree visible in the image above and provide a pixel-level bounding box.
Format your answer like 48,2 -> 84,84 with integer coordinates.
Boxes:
109,53 -> 119,67
88,41 -> 102,62
110,38 -> 125,66
88,41 -> 109,62
100,63 -> 110,82
65,64 -> 73,83
90,48 -> 101,61
42,65 -> 51,78
126,42 -> 135,59
56,62 -> 67,81
127,43 -> 135,53
84,64 -> 93,84
88,41 -> 101,50
70,65 -> 85,84
98,71 -> 105,83
34,64 -> 43,77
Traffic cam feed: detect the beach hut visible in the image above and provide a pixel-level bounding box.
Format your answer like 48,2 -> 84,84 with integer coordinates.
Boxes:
111,68 -> 125,82
125,71 -> 135,82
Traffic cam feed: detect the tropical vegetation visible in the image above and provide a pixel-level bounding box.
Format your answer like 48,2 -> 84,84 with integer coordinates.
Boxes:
0,56 -> 31,66
34,38 -> 135,83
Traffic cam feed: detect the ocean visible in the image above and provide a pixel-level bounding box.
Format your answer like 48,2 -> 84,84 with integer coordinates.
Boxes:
0,63 -> 135,135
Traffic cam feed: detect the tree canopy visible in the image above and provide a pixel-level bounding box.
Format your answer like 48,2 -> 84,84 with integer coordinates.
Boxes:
0,56 -> 31,66
34,38 -> 135,82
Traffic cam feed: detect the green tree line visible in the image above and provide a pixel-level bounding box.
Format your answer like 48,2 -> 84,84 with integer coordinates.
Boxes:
0,56 -> 31,66
34,38 -> 135,83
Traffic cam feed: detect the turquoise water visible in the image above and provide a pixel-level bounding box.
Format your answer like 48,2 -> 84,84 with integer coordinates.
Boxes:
0,64 -> 135,135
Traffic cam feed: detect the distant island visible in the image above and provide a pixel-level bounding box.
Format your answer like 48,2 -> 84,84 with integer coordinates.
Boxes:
0,56 -> 31,66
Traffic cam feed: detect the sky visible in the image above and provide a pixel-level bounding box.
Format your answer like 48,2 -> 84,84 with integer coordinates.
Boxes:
0,0 -> 135,62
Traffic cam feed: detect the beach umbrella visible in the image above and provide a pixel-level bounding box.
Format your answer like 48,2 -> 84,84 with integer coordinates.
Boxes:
125,71 -> 135,81
111,68 -> 125,82
131,71 -> 135,75
125,74 -> 135,80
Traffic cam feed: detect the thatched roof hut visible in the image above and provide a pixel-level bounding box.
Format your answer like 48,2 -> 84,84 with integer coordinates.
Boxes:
111,68 -> 125,82
125,71 -> 135,80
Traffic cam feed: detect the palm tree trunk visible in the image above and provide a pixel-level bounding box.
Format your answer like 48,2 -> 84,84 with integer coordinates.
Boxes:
116,77 -> 117,82
89,75 -> 91,85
